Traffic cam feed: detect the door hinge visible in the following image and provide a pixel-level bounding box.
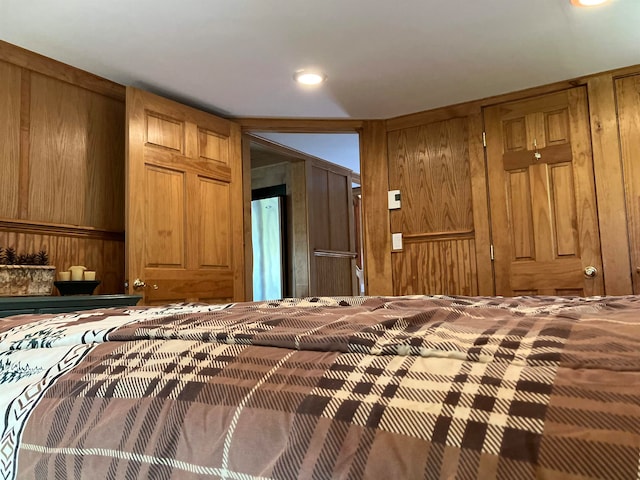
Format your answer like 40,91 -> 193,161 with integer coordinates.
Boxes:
490,244 -> 495,261
482,132 -> 487,148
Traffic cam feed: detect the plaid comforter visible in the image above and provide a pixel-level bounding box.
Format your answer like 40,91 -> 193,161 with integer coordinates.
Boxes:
0,295 -> 639,479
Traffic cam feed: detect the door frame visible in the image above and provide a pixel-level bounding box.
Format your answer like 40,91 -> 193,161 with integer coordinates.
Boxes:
238,121 -> 364,298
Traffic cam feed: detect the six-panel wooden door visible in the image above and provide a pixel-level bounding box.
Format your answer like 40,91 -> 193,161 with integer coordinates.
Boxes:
484,88 -> 603,296
126,87 -> 244,304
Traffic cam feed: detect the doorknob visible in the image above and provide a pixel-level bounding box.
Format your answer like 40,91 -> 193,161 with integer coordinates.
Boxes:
133,278 -> 158,290
584,266 -> 598,278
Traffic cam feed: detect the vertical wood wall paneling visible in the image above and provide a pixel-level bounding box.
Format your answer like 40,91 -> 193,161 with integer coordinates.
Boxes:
566,87 -> 604,295
0,229 -> 124,294
393,237 -> 478,296
315,256 -> 353,296
28,73 -> 125,250
615,74 -> 640,293
291,161 -> 310,297
468,112 -> 494,295
387,117 -> 477,296
0,60 -> 21,219
18,68 -> 30,219
0,47 -> 125,294
228,122 -> 246,301
327,170 -> 351,252
360,120 -> 392,295
241,134 -> 254,300
309,165 -> 330,251
29,74 -> 88,226
587,74 -> 633,294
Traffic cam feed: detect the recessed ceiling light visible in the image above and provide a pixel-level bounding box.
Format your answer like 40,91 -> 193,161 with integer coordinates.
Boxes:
570,0 -> 609,6
293,70 -> 326,86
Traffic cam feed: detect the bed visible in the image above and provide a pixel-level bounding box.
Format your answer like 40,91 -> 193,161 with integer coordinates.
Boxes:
0,295 -> 638,479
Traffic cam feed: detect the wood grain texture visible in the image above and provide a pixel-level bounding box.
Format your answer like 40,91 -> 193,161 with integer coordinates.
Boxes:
291,161 -> 310,297
616,74 -> 640,294
485,88 -> 603,296
314,256 -> 353,296
327,170 -> 351,252
0,47 -> 126,295
551,164 -> 578,257
575,75 -> 630,294
508,169 -> 534,260
307,161 -> 355,296
28,72 -> 125,231
309,166 -> 330,251
467,113 -> 493,295
0,60 -> 21,219
388,117 -> 473,235
18,68 -> 30,219
0,229 -> 124,295
146,113 -> 184,152
144,166 -> 185,267
387,117 -> 477,297
200,128 -> 230,165
392,238 -> 478,296
198,177 -> 231,268
566,87 -> 604,295
360,121 -> 392,295
126,87 -> 244,304
241,134 -> 254,300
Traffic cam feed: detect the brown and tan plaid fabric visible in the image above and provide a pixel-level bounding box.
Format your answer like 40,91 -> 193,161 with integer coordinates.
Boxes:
0,295 -> 638,479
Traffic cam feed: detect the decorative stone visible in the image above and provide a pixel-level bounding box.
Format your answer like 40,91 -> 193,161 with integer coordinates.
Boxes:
0,265 -> 56,296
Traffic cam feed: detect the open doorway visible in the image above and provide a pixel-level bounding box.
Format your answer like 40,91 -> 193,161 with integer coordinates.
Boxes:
246,132 -> 361,300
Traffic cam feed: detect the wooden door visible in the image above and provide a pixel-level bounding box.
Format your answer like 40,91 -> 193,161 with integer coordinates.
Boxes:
308,160 -> 357,296
126,87 -> 244,304
485,88 -> 603,296
616,74 -> 640,294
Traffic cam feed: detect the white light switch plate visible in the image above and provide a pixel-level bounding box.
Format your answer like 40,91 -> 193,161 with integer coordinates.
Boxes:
392,232 -> 403,250
388,190 -> 401,210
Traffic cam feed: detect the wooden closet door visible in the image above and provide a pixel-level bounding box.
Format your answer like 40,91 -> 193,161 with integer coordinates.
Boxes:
126,87 -> 244,304
485,88 -> 603,296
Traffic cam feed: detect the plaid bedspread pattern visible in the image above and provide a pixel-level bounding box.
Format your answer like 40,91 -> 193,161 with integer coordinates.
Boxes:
0,295 -> 638,479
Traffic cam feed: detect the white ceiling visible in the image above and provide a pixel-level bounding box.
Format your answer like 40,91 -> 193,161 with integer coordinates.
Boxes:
1,0 -> 638,170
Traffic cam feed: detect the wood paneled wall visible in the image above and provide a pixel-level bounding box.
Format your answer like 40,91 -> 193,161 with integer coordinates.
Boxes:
616,74 -> 640,294
393,237 -> 478,296
2,40 -> 639,298
387,117 -> 479,296
0,41 -> 125,294
363,65 -> 640,297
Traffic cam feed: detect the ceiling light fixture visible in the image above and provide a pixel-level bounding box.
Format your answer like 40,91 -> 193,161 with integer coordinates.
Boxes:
570,0 -> 609,6
293,70 -> 326,86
